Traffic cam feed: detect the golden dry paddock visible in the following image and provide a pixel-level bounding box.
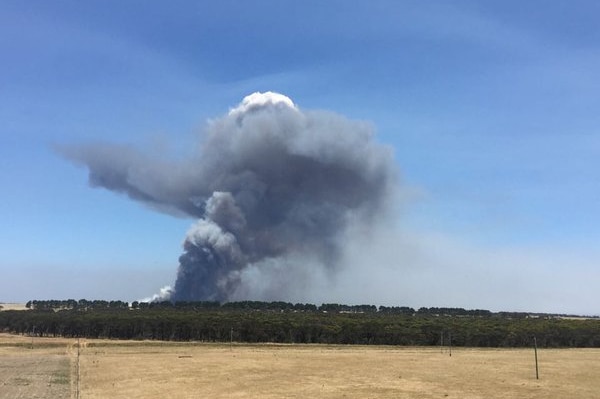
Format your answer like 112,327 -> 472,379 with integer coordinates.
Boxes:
0,303 -> 28,311
0,334 -> 72,399
1,333 -> 600,398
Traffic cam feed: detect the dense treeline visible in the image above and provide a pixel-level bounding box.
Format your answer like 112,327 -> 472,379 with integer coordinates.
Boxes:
2,300 -> 600,347
26,299 -> 129,311
25,299 -> 584,319
26,299 -> 386,313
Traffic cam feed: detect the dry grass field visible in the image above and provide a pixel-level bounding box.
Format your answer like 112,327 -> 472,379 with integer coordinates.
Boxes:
0,303 -> 28,311
0,334 -> 73,399
1,333 -> 600,398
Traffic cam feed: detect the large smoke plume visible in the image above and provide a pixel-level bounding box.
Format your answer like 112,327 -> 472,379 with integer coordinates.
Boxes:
62,92 -> 397,302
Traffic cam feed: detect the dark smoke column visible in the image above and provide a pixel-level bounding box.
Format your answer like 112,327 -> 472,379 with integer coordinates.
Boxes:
169,92 -> 396,302
62,92 -> 397,302
173,193 -> 246,301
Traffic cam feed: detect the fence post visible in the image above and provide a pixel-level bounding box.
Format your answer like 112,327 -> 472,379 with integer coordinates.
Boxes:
534,336 -> 539,380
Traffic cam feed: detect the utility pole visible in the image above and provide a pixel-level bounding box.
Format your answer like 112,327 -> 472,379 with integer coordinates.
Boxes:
77,337 -> 81,399
534,336 -> 539,380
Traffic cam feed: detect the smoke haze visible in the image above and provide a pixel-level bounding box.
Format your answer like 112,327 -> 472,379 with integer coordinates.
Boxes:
61,92 -> 398,302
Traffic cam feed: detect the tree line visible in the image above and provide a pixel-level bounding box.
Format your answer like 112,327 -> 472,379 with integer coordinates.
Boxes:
23,299 -> 545,317
1,300 -> 598,347
26,299 -> 129,311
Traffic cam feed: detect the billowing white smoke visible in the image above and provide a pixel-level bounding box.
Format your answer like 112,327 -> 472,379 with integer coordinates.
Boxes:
62,92 -> 398,302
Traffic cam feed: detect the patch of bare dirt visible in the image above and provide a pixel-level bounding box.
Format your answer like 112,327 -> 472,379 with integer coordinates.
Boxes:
0,335 -> 73,399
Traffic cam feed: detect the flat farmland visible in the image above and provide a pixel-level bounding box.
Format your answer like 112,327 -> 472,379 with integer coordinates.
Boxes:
0,334 -> 73,399
80,341 -> 600,398
2,334 -> 600,398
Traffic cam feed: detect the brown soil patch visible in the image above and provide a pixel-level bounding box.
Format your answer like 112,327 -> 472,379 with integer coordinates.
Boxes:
0,334 -> 73,399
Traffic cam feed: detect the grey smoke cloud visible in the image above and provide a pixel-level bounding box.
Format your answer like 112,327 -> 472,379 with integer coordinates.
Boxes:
61,92 -> 398,302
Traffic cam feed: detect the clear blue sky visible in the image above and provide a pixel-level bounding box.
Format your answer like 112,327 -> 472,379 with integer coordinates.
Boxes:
2,1 -> 599,314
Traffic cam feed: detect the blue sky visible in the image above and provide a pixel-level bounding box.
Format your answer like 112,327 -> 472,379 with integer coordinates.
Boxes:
1,1 -> 599,313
